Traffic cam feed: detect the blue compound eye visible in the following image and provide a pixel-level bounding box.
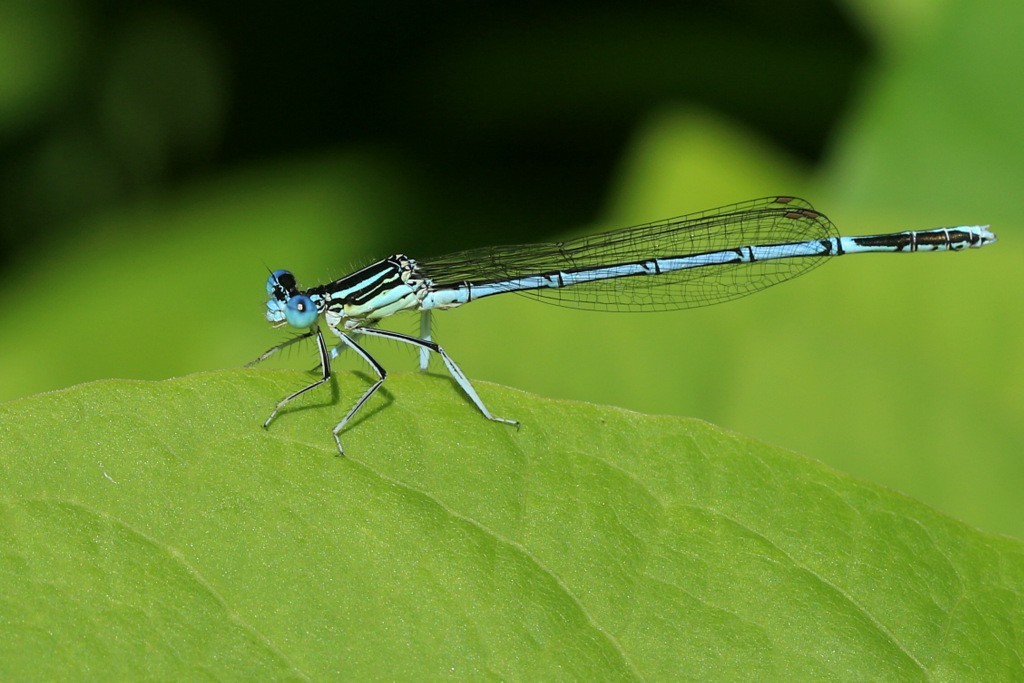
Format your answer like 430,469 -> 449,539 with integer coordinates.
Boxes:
266,269 -> 295,297
284,294 -> 318,328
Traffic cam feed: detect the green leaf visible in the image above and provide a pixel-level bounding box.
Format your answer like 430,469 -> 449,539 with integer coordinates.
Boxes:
2,371 -> 1022,679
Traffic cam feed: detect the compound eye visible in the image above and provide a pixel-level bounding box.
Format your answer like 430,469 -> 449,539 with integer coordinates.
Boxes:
284,294 -> 318,328
266,270 -> 296,297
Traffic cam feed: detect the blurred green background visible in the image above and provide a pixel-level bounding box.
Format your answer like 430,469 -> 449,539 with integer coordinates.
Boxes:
0,0 -> 1021,538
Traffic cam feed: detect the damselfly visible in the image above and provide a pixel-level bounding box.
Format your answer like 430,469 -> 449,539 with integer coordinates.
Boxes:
250,196 -> 995,454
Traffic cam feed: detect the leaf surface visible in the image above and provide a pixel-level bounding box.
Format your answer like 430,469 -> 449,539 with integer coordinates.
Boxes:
2,371 -> 1022,679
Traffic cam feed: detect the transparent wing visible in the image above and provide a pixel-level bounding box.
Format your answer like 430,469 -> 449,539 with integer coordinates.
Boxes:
416,196 -> 838,312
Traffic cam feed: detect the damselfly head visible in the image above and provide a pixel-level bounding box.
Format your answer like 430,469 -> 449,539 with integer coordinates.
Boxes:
263,269 -> 319,329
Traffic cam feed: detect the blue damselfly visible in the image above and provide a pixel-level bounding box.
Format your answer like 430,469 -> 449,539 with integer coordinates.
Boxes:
250,196 -> 995,454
